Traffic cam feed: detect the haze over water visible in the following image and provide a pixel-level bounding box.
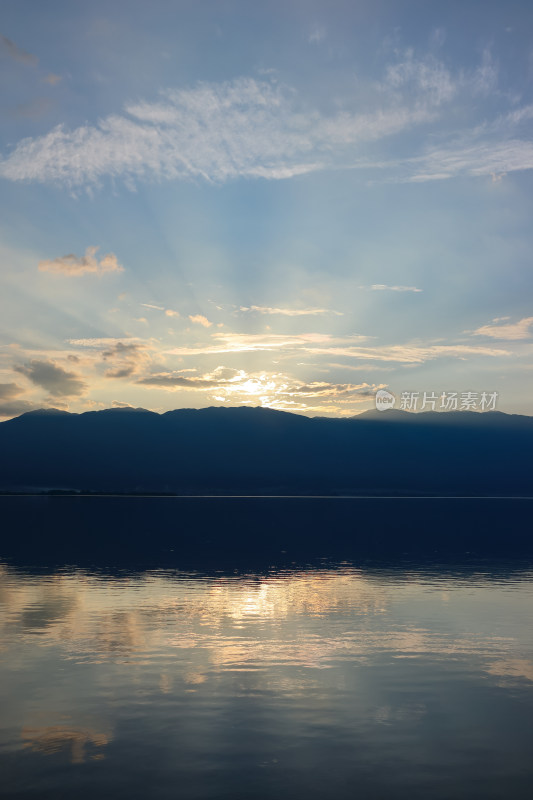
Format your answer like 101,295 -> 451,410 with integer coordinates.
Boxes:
1,498 -> 532,799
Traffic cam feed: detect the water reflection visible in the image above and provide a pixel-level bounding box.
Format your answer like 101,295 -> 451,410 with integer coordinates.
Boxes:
2,564 -> 532,672
2,493 -> 533,799
22,722 -> 111,764
1,559 -> 533,799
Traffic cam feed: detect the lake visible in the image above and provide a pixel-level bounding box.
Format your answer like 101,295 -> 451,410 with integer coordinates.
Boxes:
1,497 -> 532,799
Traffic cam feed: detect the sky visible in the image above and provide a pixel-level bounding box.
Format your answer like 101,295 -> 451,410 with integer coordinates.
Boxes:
1,0 -> 532,418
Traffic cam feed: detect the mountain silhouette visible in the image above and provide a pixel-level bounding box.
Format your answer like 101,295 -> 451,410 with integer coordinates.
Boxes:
0,406 -> 531,495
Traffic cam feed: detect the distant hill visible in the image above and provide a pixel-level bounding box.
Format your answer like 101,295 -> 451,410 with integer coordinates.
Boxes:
0,406 -> 532,496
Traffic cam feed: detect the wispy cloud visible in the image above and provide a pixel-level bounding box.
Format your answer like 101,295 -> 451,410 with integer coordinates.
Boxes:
402,139 -> 533,183
39,246 -> 124,276
469,48 -> 499,96
138,366 -> 256,391
68,337 -> 143,347
167,332 -> 359,356
140,303 -> 180,318
0,46 -> 528,189
471,316 -> 533,340
360,284 -> 423,292
137,372 -> 222,389
0,52 -> 462,189
311,343 -> 512,363
287,380 -> 381,400
0,34 -> 37,66
384,48 -> 456,106
368,104 -> 533,184
166,331 -> 510,363
239,305 -> 343,316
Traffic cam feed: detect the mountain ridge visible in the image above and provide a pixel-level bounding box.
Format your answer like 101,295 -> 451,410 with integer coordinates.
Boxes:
7,405 -> 533,424
0,405 -> 531,496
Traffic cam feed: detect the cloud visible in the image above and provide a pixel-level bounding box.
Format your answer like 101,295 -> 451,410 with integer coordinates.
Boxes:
0,45 -> 526,191
238,305 -> 343,316
165,331 -> 510,363
140,303 -> 180,317
402,139 -> 533,183
105,367 -> 136,378
189,314 -> 212,328
287,381 -> 381,400
0,382 -> 23,401
137,372 -> 221,389
0,58 -> 457,188
136,366 -> 384,413
14,359 -> 87,397
138,366 -> 263,392
138,365 -> 246,390
0,400 -> 37,418
0,47 -> 526,190
361,284 -> 423,292
471,316 -> 533,340
469,48 -> 498,96
38,246 -> 123,276
167,332 -> 357,356
370,106 -> 533,184
384,48 -> 456,105
68,337 -> 142,347
303,343 -> 511,363
0,34 -> 37,66
101,341 -> 149,378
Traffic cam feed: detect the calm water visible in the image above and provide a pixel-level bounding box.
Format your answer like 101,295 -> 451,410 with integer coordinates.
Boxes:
1,498 -> 533,799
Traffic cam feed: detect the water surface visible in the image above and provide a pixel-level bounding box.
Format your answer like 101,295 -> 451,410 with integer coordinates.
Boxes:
1,498 -> 532,799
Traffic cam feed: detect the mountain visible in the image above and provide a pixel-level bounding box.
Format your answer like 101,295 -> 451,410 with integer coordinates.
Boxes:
0,406 -> 532,496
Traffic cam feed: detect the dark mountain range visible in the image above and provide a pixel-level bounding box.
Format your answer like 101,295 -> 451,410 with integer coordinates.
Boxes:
0,406 -> 532,496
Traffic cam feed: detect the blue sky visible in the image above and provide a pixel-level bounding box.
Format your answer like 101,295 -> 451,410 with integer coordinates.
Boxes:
1,0 -> 532,417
